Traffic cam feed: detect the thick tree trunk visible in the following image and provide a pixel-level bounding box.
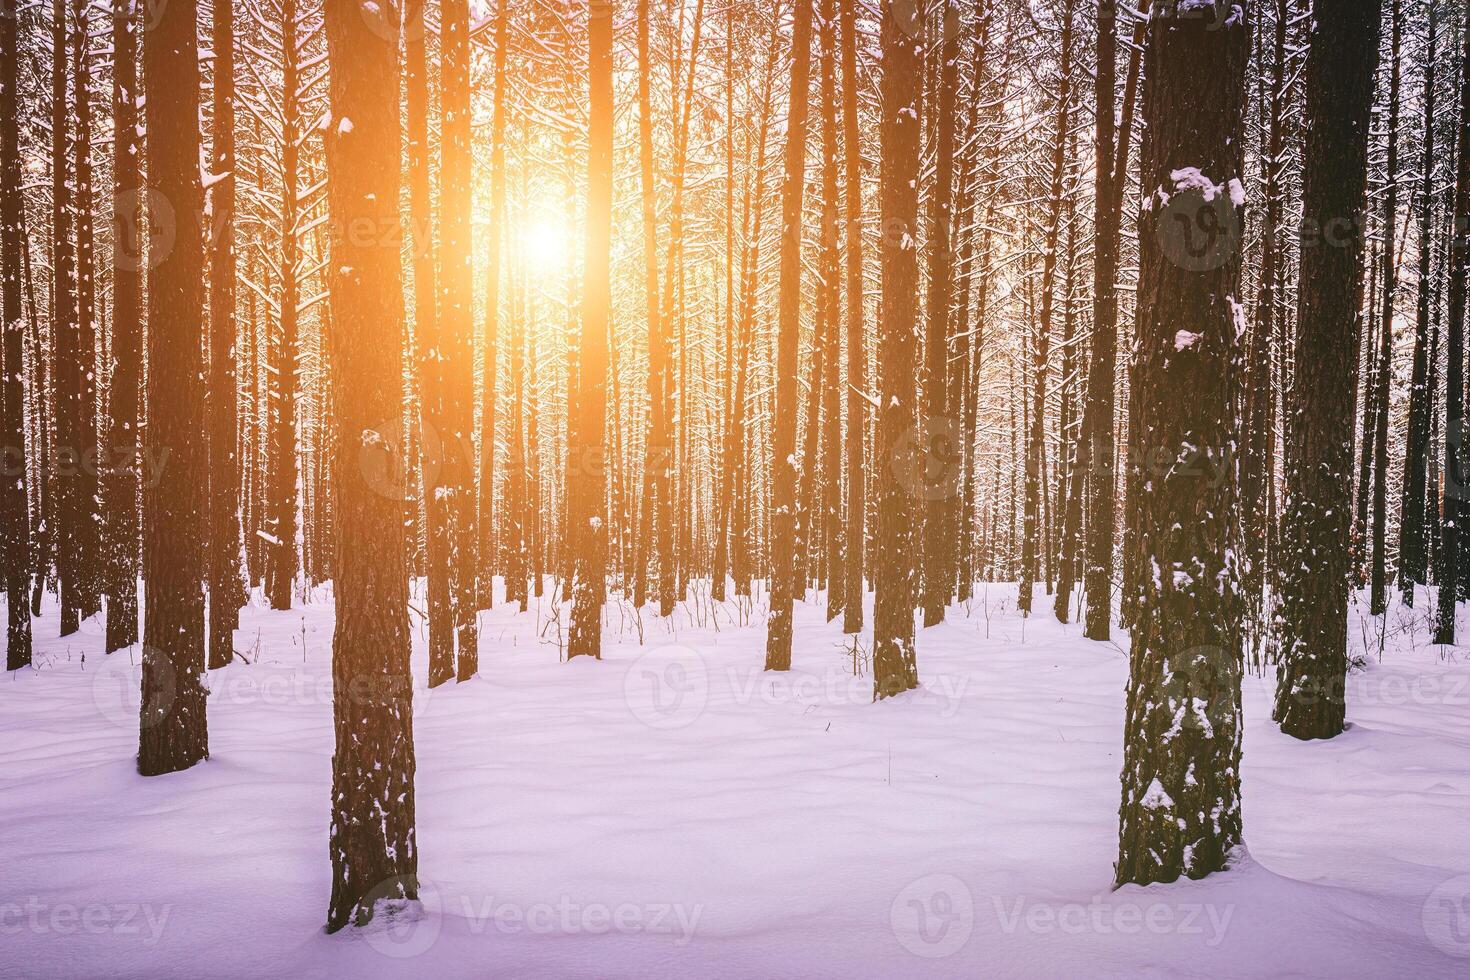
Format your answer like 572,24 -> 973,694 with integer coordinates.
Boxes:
1115,2 -> 1249,887
872,0 -> 920,698
321,0 -> 417,931
138,0 -> 209,777
765,0 -> 814,672
1275,0 -> 1383,736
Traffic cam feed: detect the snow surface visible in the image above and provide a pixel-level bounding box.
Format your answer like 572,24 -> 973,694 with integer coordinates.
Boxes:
3,582 -> 1470,978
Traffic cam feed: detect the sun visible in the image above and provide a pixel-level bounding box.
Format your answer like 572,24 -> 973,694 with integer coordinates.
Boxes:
521,220 -> 568,269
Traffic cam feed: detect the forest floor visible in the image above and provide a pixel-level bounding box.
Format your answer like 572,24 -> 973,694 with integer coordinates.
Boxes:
2,580 -> 1469,978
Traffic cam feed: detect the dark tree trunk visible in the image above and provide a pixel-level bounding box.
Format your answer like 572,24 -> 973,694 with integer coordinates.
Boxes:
321,0 -> 417,931
1370,0 -> 1402,617
1399,0 -> 1437,599
920,0 -> 960,627
1275,0 -> 1383,736
138,0 -> 209,777
1115,2 -> 1249,888
72,0 -> 100,621
1434,0 -> 1470,640
52,0 -> 80,636
0,0 -> 30,669
764,0 -> 813,672
439,0 -> 477,680
207,0 -> 242,669
872,0 -> 920,698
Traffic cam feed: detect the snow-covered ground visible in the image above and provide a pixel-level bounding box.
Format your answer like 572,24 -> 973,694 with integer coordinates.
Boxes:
3,581 -> 1469,979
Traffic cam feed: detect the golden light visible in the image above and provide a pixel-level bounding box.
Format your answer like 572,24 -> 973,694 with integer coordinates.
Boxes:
521,220 -> 568,269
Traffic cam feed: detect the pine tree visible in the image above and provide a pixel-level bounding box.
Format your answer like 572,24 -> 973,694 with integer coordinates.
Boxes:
138,0 -> 210,777
208,0 -> 242,670
920,0 -> 960,627
1399,0 -> 1437,600
321,0 -> 417,931
568,0 -> 612,660
872,0 -> 920,698
764,0 -> 814,672
1115,0 -> 1249,886
839,0 -> 865,633
1435,0 -> 1470,640
440,0 -> 477,680
0,0 -> 30,670
1275,0 -> 1383,735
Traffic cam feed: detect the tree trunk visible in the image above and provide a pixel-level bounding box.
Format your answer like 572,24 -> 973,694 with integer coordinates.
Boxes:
1241,0 -> 1286,634
52,0 -> 80,636
1399,0 -> 1437,600
1019,0 -> 1074,616
872,0 -> 920,698
321,0 -> 417,931
765,0 -> 814,672
920,0 -> 960,626
569,0 -> 612,660
1115,2 -> 1249,887
1434,0 -> 1470,640
207,0 -> 242,669
138,0 -> 209,777
0,0 -> 31,669
439,0 -> 477,680
1275,0 -> 1383,736
839,0 -> 865,632
818,0 -> 843,622
479,0 -> 510,609
266,0 -> 301,611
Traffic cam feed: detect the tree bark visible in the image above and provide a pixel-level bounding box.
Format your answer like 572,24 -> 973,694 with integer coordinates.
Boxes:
872,0 -> 920,698
1275,0 -> 1383,736
765,0 -> 814,672
1115,1 -> 1249,887
0,0 -> 30,669
138,0 -> 209,777
569,0 -> 613,660
322,0 -> 417,931
208,0 -> 242,669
